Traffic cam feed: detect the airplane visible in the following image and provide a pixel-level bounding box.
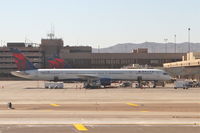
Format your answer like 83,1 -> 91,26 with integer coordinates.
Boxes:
10,48 -> 172,88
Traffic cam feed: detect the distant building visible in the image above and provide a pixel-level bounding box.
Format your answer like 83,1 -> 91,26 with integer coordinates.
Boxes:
132,48 -> 148,53
62,52 -> 183,68
7,42 -> 26,48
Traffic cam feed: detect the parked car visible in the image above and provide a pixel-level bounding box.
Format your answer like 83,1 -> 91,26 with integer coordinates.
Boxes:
174,81 -> 189,89
186,81 -> 199,88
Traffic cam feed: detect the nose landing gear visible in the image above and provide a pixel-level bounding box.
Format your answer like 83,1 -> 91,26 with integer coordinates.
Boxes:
153,80 -> 157,88
137,76 -> 142,88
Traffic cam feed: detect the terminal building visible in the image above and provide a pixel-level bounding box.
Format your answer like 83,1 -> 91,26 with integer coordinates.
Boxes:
164,52 -> 200,68
164,52 -> 200,80
0,35 -> 185,77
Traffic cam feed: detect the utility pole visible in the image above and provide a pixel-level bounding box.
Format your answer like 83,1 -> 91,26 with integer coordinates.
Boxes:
188,28 -> 191,60
98,45 -> 100,53
188,28 -> 191,53
164,38 -> 168,53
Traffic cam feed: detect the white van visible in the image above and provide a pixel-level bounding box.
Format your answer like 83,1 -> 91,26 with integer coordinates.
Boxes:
174,80 -> 189,89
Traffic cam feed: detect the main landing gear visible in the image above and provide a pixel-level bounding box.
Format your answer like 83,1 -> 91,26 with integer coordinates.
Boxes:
83,80 -> 101,89
137,77 -> 159,89
153,80 -> 157,88
137,76 -> 142,88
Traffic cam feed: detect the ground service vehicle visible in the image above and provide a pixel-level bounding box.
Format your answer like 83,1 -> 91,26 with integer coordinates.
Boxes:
174,81 -> 189,89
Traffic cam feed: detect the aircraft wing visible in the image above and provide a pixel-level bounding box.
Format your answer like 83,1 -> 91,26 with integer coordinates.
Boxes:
77,74 -> 100,80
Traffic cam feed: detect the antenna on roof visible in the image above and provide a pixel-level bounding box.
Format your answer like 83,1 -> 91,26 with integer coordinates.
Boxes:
47,24 -> 55,39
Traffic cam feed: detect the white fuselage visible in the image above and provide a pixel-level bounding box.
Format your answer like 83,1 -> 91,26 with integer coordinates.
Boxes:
11,69 -> 171,81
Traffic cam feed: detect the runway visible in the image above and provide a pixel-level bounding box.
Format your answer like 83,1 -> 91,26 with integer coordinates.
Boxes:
0,81 -> 200,132
1,124 -> 200,133
1,103 -> 200,112
0,102 -> 200,125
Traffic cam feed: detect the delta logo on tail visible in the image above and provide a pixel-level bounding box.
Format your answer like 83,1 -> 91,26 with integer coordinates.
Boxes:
54,55 -> 65,68
47,57 -> 60,68
47,55 -> 70,68
10,48 -> 36,71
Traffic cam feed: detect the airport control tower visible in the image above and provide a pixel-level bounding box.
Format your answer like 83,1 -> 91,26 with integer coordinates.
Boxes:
40,33 -> 64,68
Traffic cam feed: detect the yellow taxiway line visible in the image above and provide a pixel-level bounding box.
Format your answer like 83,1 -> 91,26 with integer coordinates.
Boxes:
127,103 -> 140,107
73,124 -> 88,131
50,104 -> 60,107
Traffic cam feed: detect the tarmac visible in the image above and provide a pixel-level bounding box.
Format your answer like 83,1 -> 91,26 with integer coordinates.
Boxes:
0,81 -> 200,133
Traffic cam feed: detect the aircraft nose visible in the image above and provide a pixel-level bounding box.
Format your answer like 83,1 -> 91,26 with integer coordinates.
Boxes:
11,71 -> 19,76
167,75 -> 172,80
11,71 -> 21,77
11,71 -> 28,78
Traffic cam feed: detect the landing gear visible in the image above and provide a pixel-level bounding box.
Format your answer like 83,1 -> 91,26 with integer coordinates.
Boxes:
162,82 -> 165,87
83,82 -> 91,88
153,81 -> 165,88
83,80 -> 101,89
137,76 -> 143,89
153,80 -> 158,88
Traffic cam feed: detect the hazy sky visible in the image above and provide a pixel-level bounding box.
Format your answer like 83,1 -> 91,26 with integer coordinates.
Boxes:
0,0 -> 200,48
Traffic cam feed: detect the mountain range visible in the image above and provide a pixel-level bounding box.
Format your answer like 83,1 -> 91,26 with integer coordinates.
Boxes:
92,42 -> 200,53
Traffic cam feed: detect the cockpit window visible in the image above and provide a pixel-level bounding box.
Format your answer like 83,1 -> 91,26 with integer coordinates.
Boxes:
163,72 -> 168,75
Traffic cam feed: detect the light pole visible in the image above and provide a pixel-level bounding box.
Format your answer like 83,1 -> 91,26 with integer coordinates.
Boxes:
98,45 -> 100,53
188,28 -> 191,53
174,34 -> 176,53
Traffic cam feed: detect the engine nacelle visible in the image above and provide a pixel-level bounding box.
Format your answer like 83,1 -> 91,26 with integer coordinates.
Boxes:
100,78 -> 111,86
